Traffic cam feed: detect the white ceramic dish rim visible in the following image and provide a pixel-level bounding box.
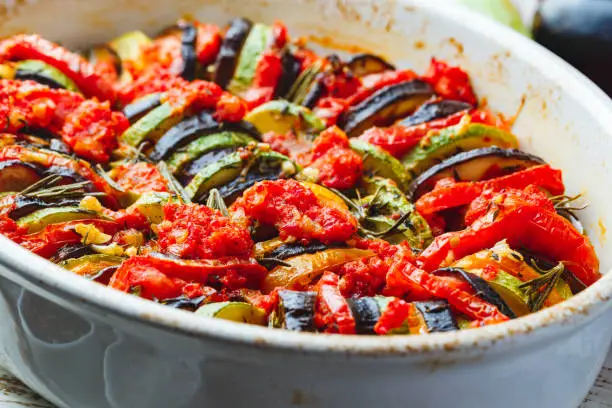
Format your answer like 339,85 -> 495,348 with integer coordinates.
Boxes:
0,0 -> 611,358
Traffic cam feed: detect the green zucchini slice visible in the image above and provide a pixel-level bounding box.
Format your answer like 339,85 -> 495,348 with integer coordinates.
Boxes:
196,301 -> 267,325
227,23 -> 273,94
244,100 -> 326,136
349,139 -> 411,191
60,254 -> 124,280
17,207 -> 99,233
120,103 -> 185,147
401,121 -> 519,182
14,60 -> 81,92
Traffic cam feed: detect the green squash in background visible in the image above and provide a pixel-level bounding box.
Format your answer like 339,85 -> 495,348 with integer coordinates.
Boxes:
455,0 -> 532,37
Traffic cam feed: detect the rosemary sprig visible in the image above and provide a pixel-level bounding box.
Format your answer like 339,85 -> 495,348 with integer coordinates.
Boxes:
205,188 -> 228,217
551,193 -> 588,212
19,175 -> 105,200
157,161 -> 191,204
95,164 -> 125,193
519,261 -> 565,312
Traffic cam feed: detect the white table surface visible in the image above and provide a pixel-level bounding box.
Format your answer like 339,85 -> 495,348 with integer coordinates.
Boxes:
1,0 -> 611,407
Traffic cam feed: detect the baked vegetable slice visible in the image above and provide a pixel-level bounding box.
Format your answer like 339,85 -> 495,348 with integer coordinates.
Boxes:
348,297 -> 381,334
349,139 -> 411,191
346,53 -> 395,77
399,99 -> 472,127
401,121 -> 519,182
413,300 -> 459,333
120,103 -> 186,147
227,22 -> 273,94
14,59 -> 81,92
407,147 -> 546,200
275,48 -> 301,99
179,21 -> 198,81
108,30 -> 152,82
122,93 -> 163,123
271,290 -> 317,332
213,18 -> 253,89
59,254 -> 124,280
196,301 -> 267,325
340,79 -> 434,137
17,206 -> 99,233
244,100 -> 326,136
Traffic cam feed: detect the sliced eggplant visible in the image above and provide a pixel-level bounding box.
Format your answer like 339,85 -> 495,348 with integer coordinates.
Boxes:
8,195 -> 82,220
14,60 -> 81,92
120,103 -> 184,147
214,18 -> 254,89
0,160 -> 43,192
348,297 -> 381,334
271,290 -> 317,332
414,300 -> 458,333
122,93 -> 163,123
148,111 -> 220,161
262,248 -> 375,292
179,21 -> 198,81
434,267 -> 516,319
407,147 -> 546,200
228,23 -> 273,94
346,53 -> 395,77
400,99 -> 473,128
340,79 -> 434,137
301,72 -> 326,109
275,49 -> 302,99
181,147 -> 237,183
16,206 -> 99,233
161,295 -> 208,311
244,100 -> 325,137
401,122 -> 519,182
267,241 -> 337,261
51,244 -> 95,264
196,301 -> 267,325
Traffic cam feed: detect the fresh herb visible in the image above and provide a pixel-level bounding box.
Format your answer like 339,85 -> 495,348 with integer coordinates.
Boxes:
551,193 -> 587,212
20,175 -> 105,201
206,188 -> 229,217
519,261 -> 565,312
95,164 -> 126,193
157,161 -> 191,204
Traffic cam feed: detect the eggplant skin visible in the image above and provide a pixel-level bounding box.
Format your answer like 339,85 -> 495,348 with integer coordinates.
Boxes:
8,196 -> 82,220
213,18 -> 253,89
339,79 -> 434,137
406,147 -> 546,201
399,99 -> 472,128
348,297 -> 381,335
214,165 -> 283,204
275,290 -> 317,332
434,267 -> 516,319
51,244 -> 95,263
14,70 -> 65,90
275,49 -> 302,99
346,53 -> 395,77
267,241 -> 338,261
161,295 -> 208,311
414,300 -> 458,333
179,21 -> 198,81
149,111 -> 220,161
180,147 -> 237,183
122,93 -> 163,123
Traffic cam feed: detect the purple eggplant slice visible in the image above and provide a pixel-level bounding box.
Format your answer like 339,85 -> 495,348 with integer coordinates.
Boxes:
213,18 -> 253,89
179,21 -> 198,81
414,300 -> 458,333
406,147 -> 546,201
272,290 -> 317,332
51,244 -> 95,263
434,267 -> 516,319
0,161 -> 43,192
399,99 -> 472,127
8,195 -> 82,220
275,49 -> 302,99
123,93 -> 163,123
348,297 -> 381,334
339,79 -> 434,137
346,53 -> 395,77
180,147 -> 237,184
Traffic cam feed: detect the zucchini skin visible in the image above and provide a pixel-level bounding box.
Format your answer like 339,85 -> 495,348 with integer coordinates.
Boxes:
414,300 -> 459,333
214,18 -> 253,89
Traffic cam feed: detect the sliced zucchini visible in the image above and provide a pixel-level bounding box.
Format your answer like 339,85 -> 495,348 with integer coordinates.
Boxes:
120,103 -> 185,147
401,121 -> 520,182
196,301 -> 267,325
349,139 -> 410,191
244,100 -> 326,136
406,147 -> 546,200
358,177 -> 433,249
399,99 -> 472,128
286,59 -> 323,106
167,131 -> 254,175
122,93 -> 163,123
8,195 -> 81,220
346,53 -> 395,77
87,44 -> 122,77
214,18 -> 254,89
414,300 -> 459,333
60,254 -> 124,280
262,248 -> 375,292
181,147 -> 237,182
14,60 -> 81,92
347,297 -> 381,334
186,150 -> 296,203
179,21 -> 198,81
228,23 -> 273,94
128,191 -> 179,224
275,49 -> 301,99
271,290 -> 317,332
17,206 -> 98,233
340,79 -> 434,137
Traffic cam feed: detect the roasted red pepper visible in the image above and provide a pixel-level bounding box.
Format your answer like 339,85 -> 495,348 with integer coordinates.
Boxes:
314,271 -> 356,334
112,162 -> 169,194
374,298 -> 412,335
415,164 -> 565,216
347,69 -> 418,106
422,58 -> 477,105
0,35 -> 116,102
417,188 -> 600,286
